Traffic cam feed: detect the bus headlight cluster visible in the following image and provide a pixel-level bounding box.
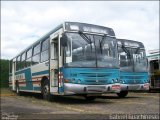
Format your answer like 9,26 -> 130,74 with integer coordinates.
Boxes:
144,80 -> 149,83
119,79 -> 125,84
112,78 -> 120,83
112,79 -> 117,83
72,79 -> 76,83
78,79 -> 81,83
71,78 -> 81,83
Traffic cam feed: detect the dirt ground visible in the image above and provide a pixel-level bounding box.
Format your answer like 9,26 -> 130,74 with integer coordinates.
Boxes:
0,89 -> 159,120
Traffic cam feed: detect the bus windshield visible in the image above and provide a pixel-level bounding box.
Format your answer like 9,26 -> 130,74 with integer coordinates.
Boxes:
64,32 -> 118,68
118,40 -> 148,72
132,48 -> 148,72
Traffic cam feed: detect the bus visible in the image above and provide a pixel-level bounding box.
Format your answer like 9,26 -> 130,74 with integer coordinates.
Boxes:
9,22 -> 121,101
117,39 -> 149,97
147,49 -> 160,91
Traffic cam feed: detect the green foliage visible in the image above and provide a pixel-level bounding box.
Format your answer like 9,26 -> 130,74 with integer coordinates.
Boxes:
0,59 -> 9,88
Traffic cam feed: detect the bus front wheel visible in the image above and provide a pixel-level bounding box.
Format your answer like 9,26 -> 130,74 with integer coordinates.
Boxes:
42,80 -> 52,101
117,91 -> 128,98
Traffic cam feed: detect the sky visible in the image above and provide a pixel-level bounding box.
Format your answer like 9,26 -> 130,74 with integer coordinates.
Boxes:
1,1 -> 159,59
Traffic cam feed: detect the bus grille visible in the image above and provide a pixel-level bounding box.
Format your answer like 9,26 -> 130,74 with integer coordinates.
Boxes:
120,75 -> 145,84
79,73 -> 111,84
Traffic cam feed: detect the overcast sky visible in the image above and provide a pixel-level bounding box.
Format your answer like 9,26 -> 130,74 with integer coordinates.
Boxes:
1,1 -> 159,59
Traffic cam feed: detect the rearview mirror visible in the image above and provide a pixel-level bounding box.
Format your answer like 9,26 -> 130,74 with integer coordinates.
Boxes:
60,34 -> 67,46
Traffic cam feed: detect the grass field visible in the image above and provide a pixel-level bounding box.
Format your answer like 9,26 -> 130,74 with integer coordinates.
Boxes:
0,88 -> 16,96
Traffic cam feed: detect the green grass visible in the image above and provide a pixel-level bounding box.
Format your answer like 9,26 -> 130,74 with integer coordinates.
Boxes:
0,88 -> 13,94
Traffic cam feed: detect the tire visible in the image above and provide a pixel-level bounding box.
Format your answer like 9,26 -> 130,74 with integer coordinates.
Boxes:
16,82 -> 21,96
85,96 -> 96,101
42,80 -> 52,101
117,91 -> 128,98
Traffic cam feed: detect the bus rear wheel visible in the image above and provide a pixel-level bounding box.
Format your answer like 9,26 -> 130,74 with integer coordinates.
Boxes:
42,80 -> 52,101
117,91 -> 128,98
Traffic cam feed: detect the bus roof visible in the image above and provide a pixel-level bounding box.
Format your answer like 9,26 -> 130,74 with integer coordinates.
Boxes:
64,22 -> 115,36
117,39 -> 144,48
11,21 -> 115,60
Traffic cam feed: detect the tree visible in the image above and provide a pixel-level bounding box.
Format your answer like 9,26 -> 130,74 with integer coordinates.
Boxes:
0,59 -> 9,88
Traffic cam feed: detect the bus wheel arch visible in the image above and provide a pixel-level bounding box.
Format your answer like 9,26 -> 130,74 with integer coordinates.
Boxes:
15,80 -> 21,95
41,77 -> 52,101
41,76 -> 48,89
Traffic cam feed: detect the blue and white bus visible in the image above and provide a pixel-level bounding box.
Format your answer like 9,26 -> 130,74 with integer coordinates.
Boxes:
9,22 -> 121,101
117,39 -> 149,97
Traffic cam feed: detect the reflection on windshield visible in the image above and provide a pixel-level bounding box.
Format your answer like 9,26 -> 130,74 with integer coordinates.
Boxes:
118,42 -> 148,72
132,49 -> 148,72
64,32 -> 118,68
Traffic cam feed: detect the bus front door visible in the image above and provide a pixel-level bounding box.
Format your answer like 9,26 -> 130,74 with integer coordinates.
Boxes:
12,59 -> 16,91
50,37 -> 59,93
50,29 -> 64,94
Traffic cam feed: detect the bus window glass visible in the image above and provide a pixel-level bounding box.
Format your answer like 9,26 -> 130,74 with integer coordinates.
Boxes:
41,39 -> 49,62
33,43 -> 40,55
32,54 -> 40,65
118,39 -> 147,72
9,60 -> 12,73
64,33 -> 118,68
26,58 -> 32,67
16,56 -> 21,71
42,39 -> 49,51
41,50 -> 48,62
54,43 -> 58,59
32,43 -> 40,65
27,48 -> 32,59
21,52 -> 26,68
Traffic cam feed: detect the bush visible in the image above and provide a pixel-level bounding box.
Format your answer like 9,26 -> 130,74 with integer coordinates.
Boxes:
0,59 -> 9,88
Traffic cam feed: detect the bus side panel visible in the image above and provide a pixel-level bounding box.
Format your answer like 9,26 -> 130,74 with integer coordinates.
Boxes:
16,68 -> 33,91
31,62 -> 49,92
9,73 -> 12,89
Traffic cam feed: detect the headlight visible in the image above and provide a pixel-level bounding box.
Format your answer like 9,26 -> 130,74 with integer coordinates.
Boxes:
72,79 -> 76,83
112,78 -> 119,83
78,79 -> 81,83
119,79 -> 125,84
145,80 -> 149,83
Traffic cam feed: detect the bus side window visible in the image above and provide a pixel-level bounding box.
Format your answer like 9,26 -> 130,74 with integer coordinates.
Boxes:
26,48 -> 32,67
9,60 -> 13,73
32,43 -> 40,65
41,39 -> 49,62
16,56 -> 21,71
21,52 -> 26,69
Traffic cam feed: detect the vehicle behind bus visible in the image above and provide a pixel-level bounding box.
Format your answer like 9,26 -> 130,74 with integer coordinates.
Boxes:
9,22 -> 121,101
147,50 -> 160,91
117,39 -> 149,97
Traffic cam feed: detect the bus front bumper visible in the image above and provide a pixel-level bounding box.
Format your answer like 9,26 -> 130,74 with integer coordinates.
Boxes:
120,83 -> 149,91
64,83 -> 121,95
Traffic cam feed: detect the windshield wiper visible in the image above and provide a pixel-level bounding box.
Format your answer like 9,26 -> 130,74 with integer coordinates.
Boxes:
78,31 -> 92,44
78,31 -> 92,51
135,47 -> 140,54
121,45 -> 131,59
99,35 -> 106,54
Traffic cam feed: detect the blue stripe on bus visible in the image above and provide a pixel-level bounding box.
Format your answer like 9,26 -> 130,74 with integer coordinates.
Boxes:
16,68 -> 33,90
33,87 -> 41,91
32,70 -> 49,76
